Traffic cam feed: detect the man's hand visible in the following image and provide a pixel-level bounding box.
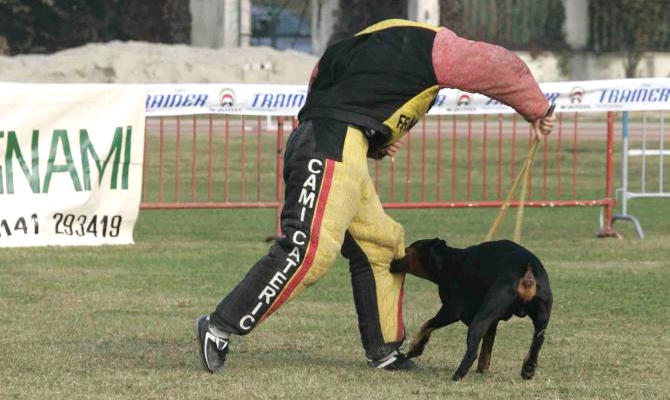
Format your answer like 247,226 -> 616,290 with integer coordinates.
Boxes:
532,112 -> 556,140
383,140 -> 403,158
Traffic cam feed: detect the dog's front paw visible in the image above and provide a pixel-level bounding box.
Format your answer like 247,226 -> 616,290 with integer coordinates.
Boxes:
406,336 -> 429,358
521,363 -> 536,380
452,366 -> 469,381
406,347 -> 422,358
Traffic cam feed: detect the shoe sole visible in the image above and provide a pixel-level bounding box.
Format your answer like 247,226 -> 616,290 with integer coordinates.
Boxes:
195,315 -> 213,373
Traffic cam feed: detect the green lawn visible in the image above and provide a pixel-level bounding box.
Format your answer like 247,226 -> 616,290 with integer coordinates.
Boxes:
1,200 -> 669,399
2,114 -> 669,399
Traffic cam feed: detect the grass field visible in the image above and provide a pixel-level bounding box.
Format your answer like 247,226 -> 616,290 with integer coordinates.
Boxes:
2,117 -> 670,399
1,201 -> 669,399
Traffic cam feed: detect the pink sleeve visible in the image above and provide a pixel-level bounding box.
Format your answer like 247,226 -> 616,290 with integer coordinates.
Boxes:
432,28 -> 548,121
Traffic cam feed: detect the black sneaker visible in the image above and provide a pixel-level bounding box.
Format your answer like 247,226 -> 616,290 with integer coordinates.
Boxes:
367,350 -> 421,371
195,315 -> 229,373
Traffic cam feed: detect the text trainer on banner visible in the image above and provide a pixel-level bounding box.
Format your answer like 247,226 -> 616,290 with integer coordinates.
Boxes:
0,84 -> 145,247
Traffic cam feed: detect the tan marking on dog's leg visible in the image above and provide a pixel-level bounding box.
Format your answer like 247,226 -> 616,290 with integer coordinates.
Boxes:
477,323 -> 497,373
407,322 -> 434,358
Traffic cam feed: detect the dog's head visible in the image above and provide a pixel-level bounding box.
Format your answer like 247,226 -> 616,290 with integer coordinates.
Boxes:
389,238 -> 448,282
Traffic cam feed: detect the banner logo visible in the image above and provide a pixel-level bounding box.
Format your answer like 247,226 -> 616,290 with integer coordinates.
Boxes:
570,87 -> 584,104
457,93 -> 471,107
220,88 -> 236,107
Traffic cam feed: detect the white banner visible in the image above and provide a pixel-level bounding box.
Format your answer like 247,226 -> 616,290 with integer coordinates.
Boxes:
145,83 -> 307,116
144,78 -> 670,117
0,84 -> 145,247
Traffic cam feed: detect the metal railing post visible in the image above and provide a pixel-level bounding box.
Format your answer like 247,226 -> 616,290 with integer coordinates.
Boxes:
621,111 -> 629,216
275,116 -> 285,238
612,111 -> 644,238
660,111 -> 665,193
604,111 -> 615,236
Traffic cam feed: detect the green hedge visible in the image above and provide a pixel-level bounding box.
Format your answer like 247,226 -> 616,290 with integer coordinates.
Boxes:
0,0 -> 190,55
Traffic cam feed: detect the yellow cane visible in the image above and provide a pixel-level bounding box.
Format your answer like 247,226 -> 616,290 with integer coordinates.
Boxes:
484,147 -> 533,241
513,137 -> 540,242
485,104 -> 555,242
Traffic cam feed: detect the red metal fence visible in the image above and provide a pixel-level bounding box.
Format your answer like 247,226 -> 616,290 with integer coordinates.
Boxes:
141,112 -> 616,236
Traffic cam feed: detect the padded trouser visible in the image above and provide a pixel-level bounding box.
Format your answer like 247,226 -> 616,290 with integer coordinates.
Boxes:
211,121 -> 406,359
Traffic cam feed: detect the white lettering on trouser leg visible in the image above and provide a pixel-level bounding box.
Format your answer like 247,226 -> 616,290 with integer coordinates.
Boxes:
259,286 -> 277,304
269,271 -> 287,290
303,173 -> 317,190
298,188 -> 316,208
239,315 -> 255,330
293,230 -> 307,245
308,159 -> 323,174
237,158 -> 324,331
283,257 -> 298,274
288,246 -> 301,262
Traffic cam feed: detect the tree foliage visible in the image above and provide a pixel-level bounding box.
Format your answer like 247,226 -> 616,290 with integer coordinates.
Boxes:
439,0 -> 566,52
329,0 -> 407,45
0,0 -> 190,55
589,0 -> 668,77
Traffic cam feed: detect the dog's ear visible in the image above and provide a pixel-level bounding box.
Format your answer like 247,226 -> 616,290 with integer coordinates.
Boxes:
428,239 -> 448,274
432,237 -> 447,249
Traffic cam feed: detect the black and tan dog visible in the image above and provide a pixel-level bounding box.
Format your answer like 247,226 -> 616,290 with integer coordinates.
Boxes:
390,238 -> 552,381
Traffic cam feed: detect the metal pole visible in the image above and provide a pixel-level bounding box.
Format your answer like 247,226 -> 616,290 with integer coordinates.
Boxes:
406,130 -> 411,202
605,111 -> 614,235
621,111 -> 629,215
660,111 -> 665,193
208,115 -> 213,202
275,116 -> 284,237
642,112 -> 647,192
142,118 -> 148,202
482,114 -> 487,200
192,116 -> 197,202
436,115 -> 442,201
421,116 -> 426,202
176,116 -> 181,202
159,117 -> 164,203
612,112 -> 645,238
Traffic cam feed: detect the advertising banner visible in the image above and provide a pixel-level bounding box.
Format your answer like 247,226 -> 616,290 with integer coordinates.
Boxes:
145,83 -> 307,116
429,79 -> 670,115
0,84 -> 145,247
144,78 -> 670,117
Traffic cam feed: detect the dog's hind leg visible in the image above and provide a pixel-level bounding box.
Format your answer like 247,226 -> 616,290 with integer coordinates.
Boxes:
476,322 -> 498,373
407,305 -> 457,358
521,299 -> 551,379
452,287 -> 515,381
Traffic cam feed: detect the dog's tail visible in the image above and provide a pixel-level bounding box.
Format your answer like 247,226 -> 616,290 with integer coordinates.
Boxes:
516,264 -> 537,303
